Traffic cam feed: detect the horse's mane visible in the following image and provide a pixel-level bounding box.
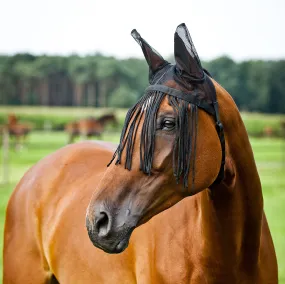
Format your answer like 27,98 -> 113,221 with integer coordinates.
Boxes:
108,91 -> 198,191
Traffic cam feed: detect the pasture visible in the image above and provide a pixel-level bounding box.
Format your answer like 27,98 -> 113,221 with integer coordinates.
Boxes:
0,128 -> 285,282
0,106 -> 284,137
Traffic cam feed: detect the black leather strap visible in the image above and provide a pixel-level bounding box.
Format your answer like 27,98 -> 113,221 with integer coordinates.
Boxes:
204,75 -> 225,185
145,85 -> 216,116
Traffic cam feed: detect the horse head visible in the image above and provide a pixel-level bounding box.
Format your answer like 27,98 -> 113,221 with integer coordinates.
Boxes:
8,114 -> 18,126
86,23 -> 224,254
98,113 -> 119,128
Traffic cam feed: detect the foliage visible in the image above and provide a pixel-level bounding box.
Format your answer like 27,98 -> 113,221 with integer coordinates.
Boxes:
0,54 -> 284,113
108,85 -> 138,108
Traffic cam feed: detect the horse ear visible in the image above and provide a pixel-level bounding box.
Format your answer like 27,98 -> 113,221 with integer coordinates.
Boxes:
174,23 -> 204,82
131,29 -> 169,82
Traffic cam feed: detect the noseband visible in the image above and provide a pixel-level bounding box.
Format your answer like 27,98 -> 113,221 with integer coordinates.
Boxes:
145,74 -> 225,186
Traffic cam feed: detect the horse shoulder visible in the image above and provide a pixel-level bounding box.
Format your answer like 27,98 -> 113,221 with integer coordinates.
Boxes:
6,143 -> 112,253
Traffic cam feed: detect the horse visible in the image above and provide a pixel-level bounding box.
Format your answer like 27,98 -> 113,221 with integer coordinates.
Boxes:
7,114 -> 18,126
65,113 -> 118,144
263,126 -> 273,137
5,114 -> 32,150
97,113 -> 118,127
3,23 -> 277,284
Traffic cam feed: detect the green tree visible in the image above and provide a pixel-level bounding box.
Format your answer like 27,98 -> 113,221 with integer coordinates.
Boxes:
204,56 -> 239,105
0,53 -> 284,114
267,60 -> 285,113
109,85 -> 138,108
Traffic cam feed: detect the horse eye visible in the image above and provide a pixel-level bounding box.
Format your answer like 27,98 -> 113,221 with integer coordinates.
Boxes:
162,119 -> 176,131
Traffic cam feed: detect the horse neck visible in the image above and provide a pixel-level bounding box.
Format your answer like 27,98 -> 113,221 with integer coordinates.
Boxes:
98,116 -> 113,126
197,81 -> 263,267
97,116 -> 105,125
8,117 -> 17,126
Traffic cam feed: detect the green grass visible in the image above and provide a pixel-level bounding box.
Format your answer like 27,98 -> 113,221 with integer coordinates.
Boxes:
242,112 -> 285,137
0,106 -> 129,131
250,138 -> 285,283
0,132 -> 285,283
0,106 -> 284,136
0,106 -> 127,117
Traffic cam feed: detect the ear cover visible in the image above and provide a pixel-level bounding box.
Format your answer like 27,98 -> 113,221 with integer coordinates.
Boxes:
131,29 -> 169,83
174,23 -> 205,83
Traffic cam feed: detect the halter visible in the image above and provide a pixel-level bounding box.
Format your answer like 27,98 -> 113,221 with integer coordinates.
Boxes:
110,23 -> 226,190
145,73 -> 225,185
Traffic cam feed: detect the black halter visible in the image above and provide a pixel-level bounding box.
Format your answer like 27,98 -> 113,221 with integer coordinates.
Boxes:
110,23 -> 226,190
145,73 -> 225,185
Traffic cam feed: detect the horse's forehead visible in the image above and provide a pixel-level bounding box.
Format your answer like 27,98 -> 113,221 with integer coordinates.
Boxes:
156,79 -> 186,113
159,97 -> 173,112
165,78 -> 192,92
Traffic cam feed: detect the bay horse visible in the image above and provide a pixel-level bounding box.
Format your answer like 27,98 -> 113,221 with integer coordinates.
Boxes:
5,114 -> 32,150
65,113 -> 118,144
3,24 -> 277,284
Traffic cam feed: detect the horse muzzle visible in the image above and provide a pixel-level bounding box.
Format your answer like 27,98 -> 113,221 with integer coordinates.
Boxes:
86,202 -> 137,254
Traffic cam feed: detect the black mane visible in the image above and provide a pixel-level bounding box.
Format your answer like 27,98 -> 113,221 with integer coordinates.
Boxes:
108,88 -> 198,191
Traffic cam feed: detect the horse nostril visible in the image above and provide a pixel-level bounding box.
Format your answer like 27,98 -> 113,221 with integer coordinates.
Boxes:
95,212 -> 111,237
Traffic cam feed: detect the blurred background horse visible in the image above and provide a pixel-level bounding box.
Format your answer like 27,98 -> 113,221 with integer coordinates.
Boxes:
65,113 -> 118,144
0,114 -> 33,151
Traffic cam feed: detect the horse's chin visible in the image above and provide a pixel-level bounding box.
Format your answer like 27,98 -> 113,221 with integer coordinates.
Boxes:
98,232 -> 133,254
90,235 -> 132,254
111,237 -> 131,254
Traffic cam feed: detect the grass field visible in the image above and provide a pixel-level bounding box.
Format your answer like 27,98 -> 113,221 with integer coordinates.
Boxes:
0,131 -> 284,283
0,106 -> 285,137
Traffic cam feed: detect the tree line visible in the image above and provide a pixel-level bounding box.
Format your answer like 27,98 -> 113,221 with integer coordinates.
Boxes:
0,54 -> 284,113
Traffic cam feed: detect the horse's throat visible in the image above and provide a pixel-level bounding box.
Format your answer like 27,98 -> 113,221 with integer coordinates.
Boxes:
198,90 -> 263,268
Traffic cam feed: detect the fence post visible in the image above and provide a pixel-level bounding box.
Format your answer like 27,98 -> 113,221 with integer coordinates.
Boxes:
1,127 -> 10,185
281,121 -> 285,167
